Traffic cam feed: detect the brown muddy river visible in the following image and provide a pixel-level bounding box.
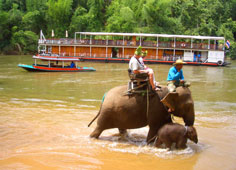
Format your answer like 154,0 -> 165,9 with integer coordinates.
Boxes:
0,55 -> 236,170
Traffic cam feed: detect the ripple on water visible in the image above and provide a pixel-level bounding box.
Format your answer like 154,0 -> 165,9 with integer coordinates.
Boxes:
194,100 -> 236,128
80,99 -> 101,102
195,101 -> 236,111
52,79 -> 82,84
89,127 -> 205,159
10,98 -> 65,103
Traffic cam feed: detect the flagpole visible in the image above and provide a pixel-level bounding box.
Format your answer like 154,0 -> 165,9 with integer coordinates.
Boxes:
223,39 -> 225,51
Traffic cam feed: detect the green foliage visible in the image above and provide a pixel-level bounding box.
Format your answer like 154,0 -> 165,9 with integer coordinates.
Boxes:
1,0 -> 26,11
26,0 -> 47,12
106,3 -> 136,33
69,6 -> 90,32
0,0 -> 2,10
69,0 -> 105,33
11,30 -> 38,54
22,10 -> 41,32
8,3 -> 23,27
0,11 -> 11,51
46,0 -> 73,37
225,40 -> 236,60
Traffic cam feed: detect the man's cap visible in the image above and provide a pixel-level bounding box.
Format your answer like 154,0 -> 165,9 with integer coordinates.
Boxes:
135,46 -> 142,56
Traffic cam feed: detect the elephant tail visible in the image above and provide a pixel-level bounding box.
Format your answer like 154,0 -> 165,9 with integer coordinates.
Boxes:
88,92 -> 107,127
88,104 -> 102,127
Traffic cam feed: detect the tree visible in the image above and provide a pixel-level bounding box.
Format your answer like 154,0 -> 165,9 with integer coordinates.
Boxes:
0,11 -> 11,52
11,30 -> 38,54
105,0 -> 136,33
228,41 -> 236,59
1,0 -> 26,11
8,3 -> 23,27
22,10 -> 41,33
69,0 -> 105,33
106,5 -> 136,33
139,0 -> 178,34
46,0 -> 73,37
69,6 -> 90,33
26,0 -> 47,12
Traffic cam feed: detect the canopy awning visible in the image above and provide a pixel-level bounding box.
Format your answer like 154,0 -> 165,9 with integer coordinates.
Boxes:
76,32 -> 225,40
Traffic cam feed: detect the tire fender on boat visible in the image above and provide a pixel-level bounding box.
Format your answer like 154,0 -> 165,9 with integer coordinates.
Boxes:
217,60 -> 223,66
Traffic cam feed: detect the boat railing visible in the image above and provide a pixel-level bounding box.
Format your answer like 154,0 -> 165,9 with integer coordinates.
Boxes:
39,38 -> 224,51
49,52 -> 184,61
175,42 -> 191,49
38,51 -> 192,62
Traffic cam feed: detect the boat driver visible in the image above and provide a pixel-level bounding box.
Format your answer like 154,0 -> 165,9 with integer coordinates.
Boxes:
129,46 -> 159,91
70,61 -> 75,68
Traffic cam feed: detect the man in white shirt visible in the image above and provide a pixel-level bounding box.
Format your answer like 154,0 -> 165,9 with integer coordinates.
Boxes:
129,46 -> 158,90
139,50 -> 159,88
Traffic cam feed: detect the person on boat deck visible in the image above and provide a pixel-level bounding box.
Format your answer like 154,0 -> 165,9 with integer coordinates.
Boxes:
129,46 -> 159,91
139,50 -> 159,87
167,59 -> 190,93
70,61 -> 75,68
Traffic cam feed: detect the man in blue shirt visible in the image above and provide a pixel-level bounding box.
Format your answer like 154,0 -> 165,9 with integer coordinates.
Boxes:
70,61 -> 75,68
163,59 -> 190,112
167,59 -> 190,93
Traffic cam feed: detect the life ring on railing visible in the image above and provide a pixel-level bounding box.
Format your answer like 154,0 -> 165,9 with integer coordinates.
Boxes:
217,60 -> 223,66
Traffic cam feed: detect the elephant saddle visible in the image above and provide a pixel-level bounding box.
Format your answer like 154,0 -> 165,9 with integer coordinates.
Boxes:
126,69 -> 152,95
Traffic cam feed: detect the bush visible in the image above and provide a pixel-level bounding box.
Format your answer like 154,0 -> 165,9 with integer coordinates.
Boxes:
228,41 -> 236,60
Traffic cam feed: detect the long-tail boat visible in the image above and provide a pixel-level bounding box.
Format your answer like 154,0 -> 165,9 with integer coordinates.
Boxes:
18,54 -> 96,72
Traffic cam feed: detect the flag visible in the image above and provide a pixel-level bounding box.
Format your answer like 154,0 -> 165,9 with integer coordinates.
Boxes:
51,30 -> 54,37
225,40 -> 230,49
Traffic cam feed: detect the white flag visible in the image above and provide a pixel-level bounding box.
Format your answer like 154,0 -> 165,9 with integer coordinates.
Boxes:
66,30 -> 68,38
52,30 -> 54,37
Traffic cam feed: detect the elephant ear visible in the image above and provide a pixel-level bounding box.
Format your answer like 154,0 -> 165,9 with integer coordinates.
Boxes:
161,92 -> 179,110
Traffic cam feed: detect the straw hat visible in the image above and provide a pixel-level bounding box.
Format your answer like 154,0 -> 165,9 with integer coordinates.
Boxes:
174,59 -> 186,65
135,46 -> 142,56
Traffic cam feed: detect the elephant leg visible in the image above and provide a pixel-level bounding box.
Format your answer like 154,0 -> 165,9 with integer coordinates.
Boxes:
90,126 -> 104,138
176,140 -> 187,149
118,128 -> 127,135
165,141 -> 172,150
155,138 -> 162,148
147,127 -> 159,143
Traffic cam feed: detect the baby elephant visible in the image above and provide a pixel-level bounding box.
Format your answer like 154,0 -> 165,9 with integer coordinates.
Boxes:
154,123 -> 198,149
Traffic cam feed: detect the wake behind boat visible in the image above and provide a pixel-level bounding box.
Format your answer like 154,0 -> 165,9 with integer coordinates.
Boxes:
18,54 -> 96,72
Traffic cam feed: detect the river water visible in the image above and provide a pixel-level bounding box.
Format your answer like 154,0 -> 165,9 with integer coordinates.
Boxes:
0,55 -> 236,170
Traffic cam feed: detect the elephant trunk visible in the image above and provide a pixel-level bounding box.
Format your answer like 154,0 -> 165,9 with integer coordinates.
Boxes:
183,104 -> 195,126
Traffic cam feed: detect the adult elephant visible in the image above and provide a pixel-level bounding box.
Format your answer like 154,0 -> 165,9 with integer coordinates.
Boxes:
89,85 -> 195,142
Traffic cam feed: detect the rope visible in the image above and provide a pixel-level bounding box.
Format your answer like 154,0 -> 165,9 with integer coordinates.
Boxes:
146,86 -> 149,118
184,126 -> 188,136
